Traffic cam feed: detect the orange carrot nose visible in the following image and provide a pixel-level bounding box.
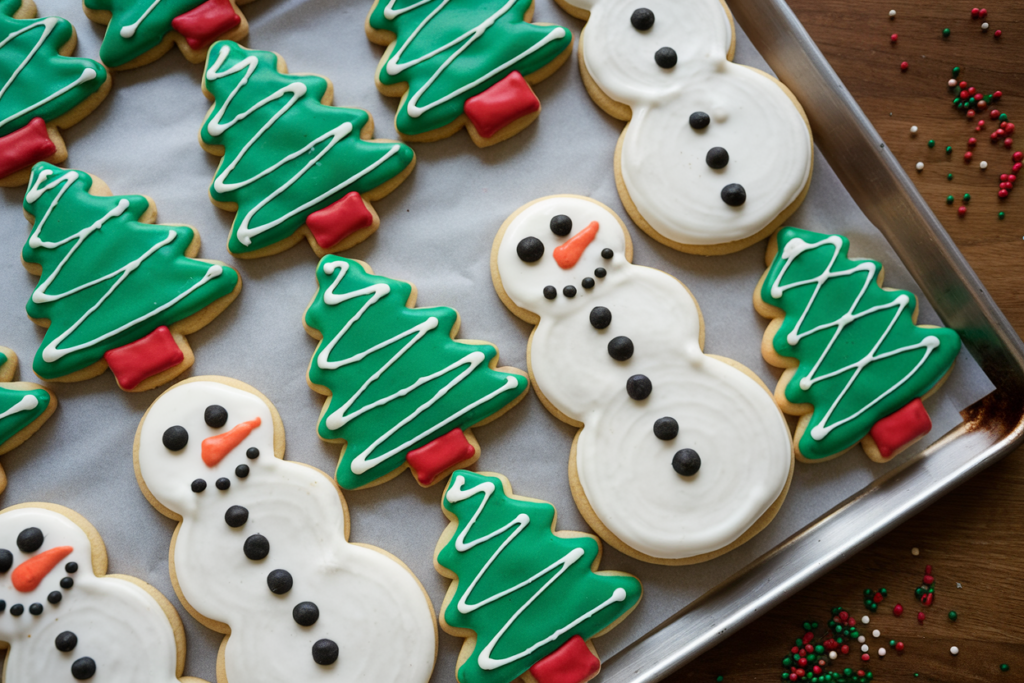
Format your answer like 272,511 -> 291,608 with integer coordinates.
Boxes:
553,221 -> 600,269
202,417 -> 261,467
12,546 -> 73,593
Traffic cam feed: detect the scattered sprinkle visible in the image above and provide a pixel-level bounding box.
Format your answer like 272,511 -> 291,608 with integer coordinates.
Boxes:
946,145 -> 954,154
949,611 -> 958,621
891,33 -> 899,43
981,161 -> 989,169
829,651 -> 838,661
928,139 -> 936,147
889,9 -> 896,18
964,193 -> 971,202
982,21 -> 990,31
861,644 -> 869,653
872,629 -> 881,638
981,8 -> 988,18
943,27 -> 951,37
859,635 -> 867,643
948,173 -> 954,180
901,61 -> 909,71
894,603 -> 904,616
878,647 -> 887,657
947,195 -> 955,204
916,162 -> 925,171
958,206 -> 968,217
910,125 -> 918,134
861,616 -> 870,625
1002,664 -> 1010,672
995,29 -> 1002,38
950,646 -> 960,656
896,641 -> 905,652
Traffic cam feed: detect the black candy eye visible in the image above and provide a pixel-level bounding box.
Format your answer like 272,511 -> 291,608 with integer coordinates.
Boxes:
631,7 -> 654,30
655,47 -> 677,68
163,426 -> 188,451
721,183 -> 747,206
672,448 -> 701,476
706,147 -> 729,169
17,527 -> 43,553
689,112 -> 710,129
205,405 -> 228,428
550,214 -> 572,236
543,286 -> 557,300
601,248 -> 613,260
563,285 -> 577,298
582,277 -> 595,289
517,236 -> 544,262
0,549 -> 12,573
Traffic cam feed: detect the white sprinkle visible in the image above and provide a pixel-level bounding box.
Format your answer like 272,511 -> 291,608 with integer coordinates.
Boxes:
862,615 -> 871,624
879,647 -> 888,657
829,651 -> 838,661
911,125 -> 919,134
981,161 -> 989,169
951,646 -> 960,655
957,582 -> 963,588
858,635 -> 867,643
982,22 -> 989,31
890,9 -> 896,18
861,644 -> 870,653
873,629 -> 881,638
912,547 -> 920,556
949,78 -> 958,87
916,162 -> 925,171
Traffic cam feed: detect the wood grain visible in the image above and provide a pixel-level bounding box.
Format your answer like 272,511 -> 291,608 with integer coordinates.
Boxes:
664,1 -> 1024,680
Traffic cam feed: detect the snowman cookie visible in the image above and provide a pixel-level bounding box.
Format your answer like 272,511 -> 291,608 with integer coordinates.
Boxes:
0,503 -> 207,683
0,347 -> 56,483
134,377 -> 437,683
556,0 -> 814,255
492,196 -> 794,564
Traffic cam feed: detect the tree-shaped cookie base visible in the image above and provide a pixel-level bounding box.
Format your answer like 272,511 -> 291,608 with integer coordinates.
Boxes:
200,40 -> 416,258
436,471 -> 642,683
0,0 -> 110,186
21,163 -> 241,392
0,347 -> 56,493
305,256 -> 529,489
83,0 -> 256,69
755,227 -> 961,462
366,0 -> 572,147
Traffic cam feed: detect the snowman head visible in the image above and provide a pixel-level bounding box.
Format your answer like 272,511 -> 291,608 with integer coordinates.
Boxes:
135,378 -> 280,518
564,0 -> 734,104
0,505 -> 98,634
493,196 -> 632,317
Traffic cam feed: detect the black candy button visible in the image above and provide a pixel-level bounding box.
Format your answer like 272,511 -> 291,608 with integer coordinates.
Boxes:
225,505 -> 249,528
563,285 -> 577,298
244,534 -> 270,561
10,604 -> 23,616
162,426 -> 188,451
517,237 -> 544,262
689,112 -> 711,130
626,374 -> 653,400
47,591 -> 62,604
0,600 -> 5,613
235,464 -> 250,478
312,639 -> 339,666
216,478 -> 231,491
543,286 -> 557,300
55,631 -> 77,652
654,417 -> 679,440
293,601 -> 320,626
267,569 -> 293,594
246,447 -> 260,459
204,404 -> 228,428
0,549 -> 12,573
60,577 -> 74,589
17,527 -> 43,553
672,448 -> 702,476
582,277 -> 595,289
594,267 -> 607,278
191,479 -> 207,493
550,214 -> 572,236
721,183 -> 747,206
590,306 -> 612,329
655,47 -> 677,68
601,248 -> 614,259
65,562 -> 78,574
71,656 -> 96,680
608,336 -> 634,361
29,603 -> 42,615
630,7 -> 655,30
706,147 -> 729,169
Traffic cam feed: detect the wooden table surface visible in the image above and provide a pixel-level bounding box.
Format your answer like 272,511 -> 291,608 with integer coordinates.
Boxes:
665,1 -> 1024,681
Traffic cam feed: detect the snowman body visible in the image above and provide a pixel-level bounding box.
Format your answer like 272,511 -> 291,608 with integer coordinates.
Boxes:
0,506 -> 184,683
565,0 -> 813,250
494,196 -> 793,561
136,380 -> 436,683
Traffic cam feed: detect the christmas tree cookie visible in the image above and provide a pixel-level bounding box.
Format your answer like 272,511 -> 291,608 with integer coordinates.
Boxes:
304,256 -> 529,489
436,470 -> 642,683
21,163 -> 241,392
0,0 -> 111,186
366,0 -> 573,147
755,227 -> 962,462
83,0 -> 256,69
201,41 -> 416,259
0,347 -> 56,489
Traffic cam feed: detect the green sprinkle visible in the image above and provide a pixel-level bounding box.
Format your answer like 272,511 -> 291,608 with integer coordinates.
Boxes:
964,193 -> 971,202
946,146 -> 954,154
948,173 -> 954,180
953,66 -> 961,75
999,211 -> 1006,219
949,610 -> 958,621
929,140 -> 936,148
815,644 -> 825,654
880,588 -> 887,596
947,195 -> 955,204
943,28 -> 951,37
716,676 -> 724,682
1001,113 -> 1010,121
783,657 -> 793,667
890,639 -> 897,646
1002,664 -> 1010,671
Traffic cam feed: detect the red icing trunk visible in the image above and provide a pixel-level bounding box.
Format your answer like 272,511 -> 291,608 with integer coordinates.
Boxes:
406,428 -> 476,485
529,635 -> 601,683
171,0 -> 242,49
463,71 -> 540,139
306,191 -> 374,249
869,398 -> 932,458
104,325 -> 184,390
0,118 -> 56,179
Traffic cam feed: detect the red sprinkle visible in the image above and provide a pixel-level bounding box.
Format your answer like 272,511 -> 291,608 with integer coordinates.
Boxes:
891,33 -> 898,42
874,592 -> 884,603
1001,174 -> 1009,181
1014,152 -> 1023,162
918,610 -> 928,621
1010,174 -> 1017,182
995,29 -> 1002,38
1015,163 -> 1023,172
839,611 -> 849,622
967,110 -> 976,119
972,6 -> 980,16
995,90 -> 1003,99
1007,123 -> 1016,133
978,100 -> 988,110
964,151 -> 974,161
900,61 -> 909,71
857,672 -> 866,679
980,8 -> 988,18
991,109 -> 1001,119
861,654 -> 871,662
923,575 -> 934,585
896,642 -> 905,652
1005,138 -> 1014,148
968,137 -> 978,146
841,645 -> 851,654
923,593 -> 935,606
894,603 -> 904,616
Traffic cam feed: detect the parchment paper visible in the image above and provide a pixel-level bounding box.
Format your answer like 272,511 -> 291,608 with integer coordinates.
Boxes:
0,1 -> 995,681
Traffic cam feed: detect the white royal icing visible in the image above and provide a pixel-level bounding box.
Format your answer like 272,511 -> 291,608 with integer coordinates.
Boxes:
0,394 -> 37,421
0,506 -> 184,682
136,380 -> 436,682
118,0 -> 163,39
565,0 -> 813,247
494,196 -> 792,560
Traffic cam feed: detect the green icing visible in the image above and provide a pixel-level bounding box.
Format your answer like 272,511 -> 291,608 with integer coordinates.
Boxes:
201,41 -> 416,256
305,257 -> 528,489
83,0 -> 206,68
438,471 -> 641,683
22,162 -> 240,380
760,227 -> 961,460
0,1 -> 107,136
0,353 -> 49,448
368,0 -> 571,137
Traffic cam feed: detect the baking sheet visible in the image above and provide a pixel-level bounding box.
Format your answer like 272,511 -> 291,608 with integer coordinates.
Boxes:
0,1 -> 995,681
